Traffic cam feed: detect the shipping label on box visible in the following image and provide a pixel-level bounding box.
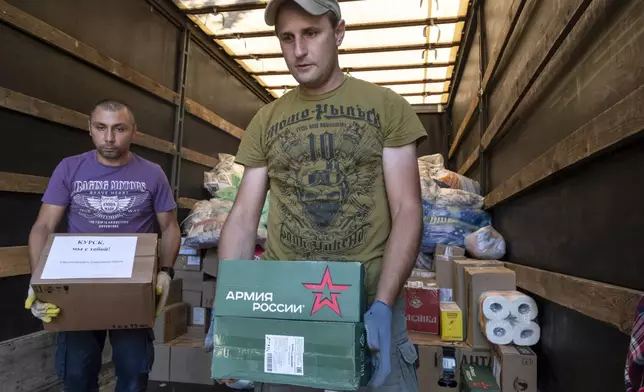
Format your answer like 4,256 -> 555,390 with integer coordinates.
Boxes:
212,316 -> 369,390
405,278 -> 440,334
461,364 -> 501,392
191,307 -> 207,326
30,233 -> 157,332
493,345 -> 537,392
440,302 -> 463,341
465,267 -> 516,349
214,260 -> 365,322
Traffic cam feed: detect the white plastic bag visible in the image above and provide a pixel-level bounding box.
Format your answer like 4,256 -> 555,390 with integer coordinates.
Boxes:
204,153 -> 245,196
434,188 -> 484,209
464,226 -> 506,259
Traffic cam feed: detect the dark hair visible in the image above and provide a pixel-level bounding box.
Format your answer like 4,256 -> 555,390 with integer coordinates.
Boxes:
90,99 -> 136,125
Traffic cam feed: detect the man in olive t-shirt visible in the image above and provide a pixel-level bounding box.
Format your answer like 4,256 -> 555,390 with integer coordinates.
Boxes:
216,0 -> 429,391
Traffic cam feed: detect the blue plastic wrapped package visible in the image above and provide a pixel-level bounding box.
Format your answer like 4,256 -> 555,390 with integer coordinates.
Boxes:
420,200 -> 492,253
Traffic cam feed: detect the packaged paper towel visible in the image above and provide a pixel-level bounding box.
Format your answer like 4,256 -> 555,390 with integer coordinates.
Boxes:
479,290 -> 538,322
478,290 -> 540,346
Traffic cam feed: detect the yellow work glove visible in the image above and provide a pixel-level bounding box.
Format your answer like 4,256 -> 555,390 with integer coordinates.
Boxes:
24,287 -> 60,323
155,271 -> 172,316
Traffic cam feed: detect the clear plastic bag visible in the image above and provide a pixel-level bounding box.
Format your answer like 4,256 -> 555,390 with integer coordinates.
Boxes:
204,153 -> 245,196
465,226 -> 506,259
420,176 -> 440,201
430,168 -> 481,195
183,199 -> 233,249
415,252 -> 434,271
435,188 -> 484,209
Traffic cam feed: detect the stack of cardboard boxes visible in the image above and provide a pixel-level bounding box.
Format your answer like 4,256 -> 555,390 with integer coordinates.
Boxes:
407,245 -> 538,392
150,240 -> 220,384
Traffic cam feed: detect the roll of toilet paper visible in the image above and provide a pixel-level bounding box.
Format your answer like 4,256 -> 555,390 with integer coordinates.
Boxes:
479,291 -> 518,320
482,319 -> 514,345
512,321 -> 541,346
509,294 -> 539,322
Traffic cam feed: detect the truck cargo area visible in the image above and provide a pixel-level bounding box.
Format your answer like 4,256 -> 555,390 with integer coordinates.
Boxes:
1,0 -> 643,391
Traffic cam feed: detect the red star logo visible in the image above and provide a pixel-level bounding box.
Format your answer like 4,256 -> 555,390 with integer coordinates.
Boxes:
302,266 -> 351,316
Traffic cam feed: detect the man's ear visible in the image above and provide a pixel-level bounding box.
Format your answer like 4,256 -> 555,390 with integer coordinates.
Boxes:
335,19 -> 346,46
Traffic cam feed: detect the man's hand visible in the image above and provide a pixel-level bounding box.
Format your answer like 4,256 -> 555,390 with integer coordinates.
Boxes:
24,287 -> 60,323
155,271 -> 171,316
364,300 -> 393,387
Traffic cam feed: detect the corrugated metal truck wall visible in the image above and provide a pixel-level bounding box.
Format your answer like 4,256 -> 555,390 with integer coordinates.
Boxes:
0,0 -> 272,388
447,0 -> 644,391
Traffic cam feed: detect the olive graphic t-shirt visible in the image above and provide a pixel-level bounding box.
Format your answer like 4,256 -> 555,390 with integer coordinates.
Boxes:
235,76 -> 428,303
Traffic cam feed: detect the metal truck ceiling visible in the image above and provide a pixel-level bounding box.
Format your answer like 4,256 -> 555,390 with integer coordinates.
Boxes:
172,0 -> 470,106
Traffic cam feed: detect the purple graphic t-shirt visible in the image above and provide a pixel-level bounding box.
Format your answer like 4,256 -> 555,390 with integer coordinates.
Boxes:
42,150 -> 177,233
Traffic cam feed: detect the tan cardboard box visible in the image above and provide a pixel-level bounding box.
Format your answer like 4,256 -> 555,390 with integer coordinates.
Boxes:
492,345 -> 537,392
453,259 -> 504,337
435,256 -> 454,302
174,254 -> 202,272
153,302 -> 188,343
182,290 -> 202,308
201,280 -> 216,308
169,332 -> 214,385
465,267 -> 517,349
30,233 -> 157,332
175,270 -> 203,292
202,248 -> 220,278
166,278 -> 183,306
435,244 -> 466,258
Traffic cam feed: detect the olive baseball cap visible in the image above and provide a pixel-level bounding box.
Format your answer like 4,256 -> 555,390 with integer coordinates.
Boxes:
264,0 -> 342,26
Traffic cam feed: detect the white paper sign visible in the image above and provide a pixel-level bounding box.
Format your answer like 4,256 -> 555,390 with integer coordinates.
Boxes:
41,236 -> 138,280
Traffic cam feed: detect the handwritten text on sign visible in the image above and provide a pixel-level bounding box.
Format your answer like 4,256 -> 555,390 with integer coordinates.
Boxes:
41,236 -> 138,279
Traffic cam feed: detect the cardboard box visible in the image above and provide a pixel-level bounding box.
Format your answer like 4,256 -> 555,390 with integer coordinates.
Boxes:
417,346 -> 492,392
149,343 -> 170,382
492,345 -> 537,392
153,302 -> 188,343
453,260 -> 504,321
202,248 -> 220,278
465,267 -> 517,348
174,254 -> 202,271
30,233 -> 157,332
461,364 -> 500,392
440,302 -> 463,341
214,260 -> 366,322
405,278 -> 440,334
182,290 -> 202,308
187,325 -> 206,337
169,333 -> 214,385
211,316 -> 368,390
175,270 -> 203,292
201,280 -> 217,308
166,278 -> 183,306
435,256 -> 454,302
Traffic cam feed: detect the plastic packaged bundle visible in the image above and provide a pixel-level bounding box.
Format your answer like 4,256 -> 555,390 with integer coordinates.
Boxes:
478,290 -> 540,346
204,153 -> 245,196
420,200 -> 492,253
434,188 -> 484,209
430,167 -> 481,195
183,199 -> 234,248
419,176 -> 440,201
465,226 -> 506,259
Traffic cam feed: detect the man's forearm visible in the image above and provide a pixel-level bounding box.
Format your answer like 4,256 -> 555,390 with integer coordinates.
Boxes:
158,224 -> 181,269
375,204 -> 422,307
28,225 -> 52,272
218,208 -> 258,261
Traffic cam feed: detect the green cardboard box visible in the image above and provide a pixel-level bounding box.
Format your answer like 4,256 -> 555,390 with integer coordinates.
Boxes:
214,260 -> 366,322
211,316 -> 369,390
460,364 -> 500,392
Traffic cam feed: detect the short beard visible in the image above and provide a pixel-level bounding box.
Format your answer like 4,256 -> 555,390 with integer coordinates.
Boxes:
98,147 -> 124,160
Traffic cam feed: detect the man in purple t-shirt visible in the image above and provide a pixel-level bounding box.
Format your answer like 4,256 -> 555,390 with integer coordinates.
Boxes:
24,99 -> 181,392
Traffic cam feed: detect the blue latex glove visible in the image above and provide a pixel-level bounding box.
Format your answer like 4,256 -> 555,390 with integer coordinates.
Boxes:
364,300 -> 393,387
